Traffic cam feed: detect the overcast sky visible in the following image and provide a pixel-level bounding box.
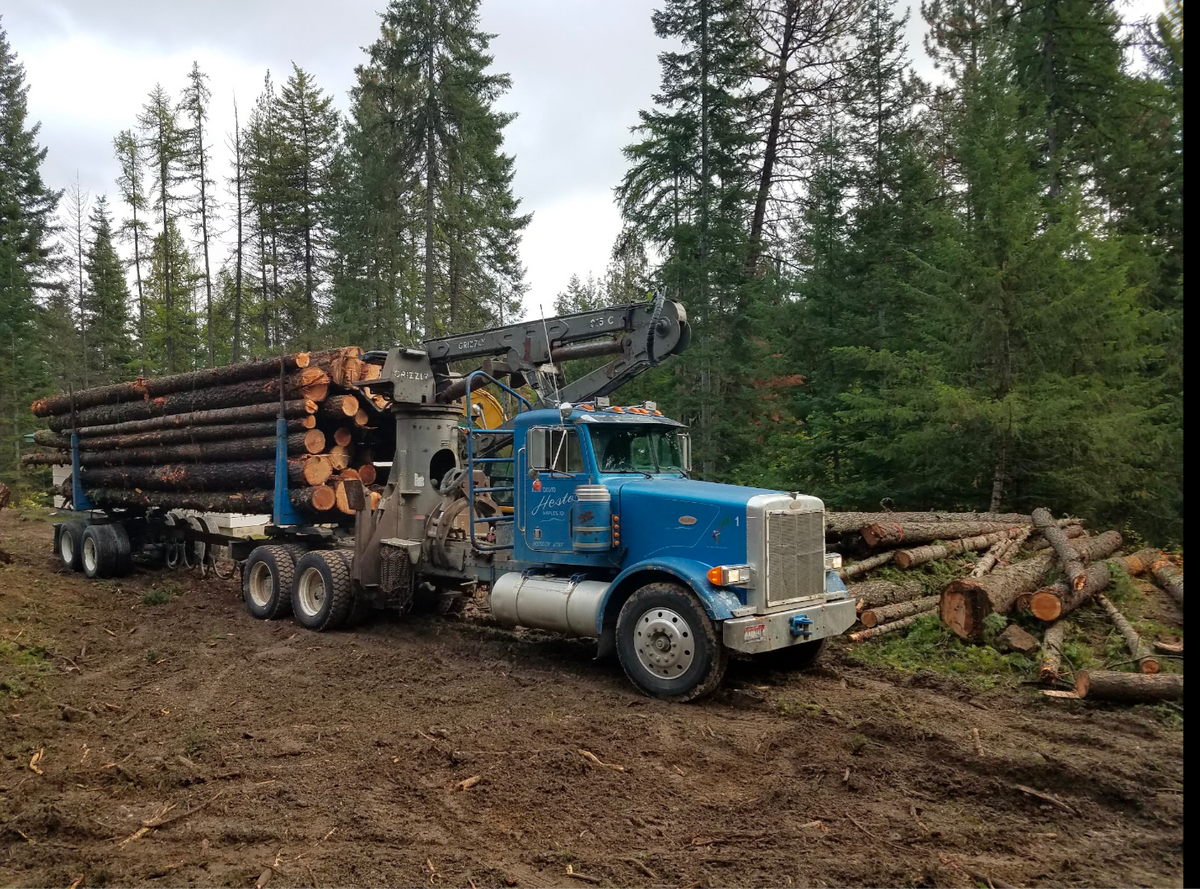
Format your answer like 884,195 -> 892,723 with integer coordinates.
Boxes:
4,0 -> 1165,323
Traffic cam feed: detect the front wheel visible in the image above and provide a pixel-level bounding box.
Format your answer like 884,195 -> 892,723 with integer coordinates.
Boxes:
615,582 -> 727,702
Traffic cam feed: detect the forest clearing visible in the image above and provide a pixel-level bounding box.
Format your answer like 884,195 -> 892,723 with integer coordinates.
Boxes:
0,508 -> 1185,888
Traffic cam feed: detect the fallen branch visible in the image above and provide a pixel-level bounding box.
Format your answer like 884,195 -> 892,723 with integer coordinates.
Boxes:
1095,593 -> 1159,674
861,595 -> 939,629
848,610 -> 933,642
578,749 -> 625,772
1039,621 -> 1068,684
971,527 -> 1033,577
838,551 -> 893,581
1013,783 -> 1079,816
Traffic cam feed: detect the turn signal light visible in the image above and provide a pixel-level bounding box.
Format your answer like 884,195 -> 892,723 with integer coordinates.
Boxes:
707,564 -> 752,587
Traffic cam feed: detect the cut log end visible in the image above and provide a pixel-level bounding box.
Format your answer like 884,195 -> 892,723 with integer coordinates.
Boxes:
302,429 -> 326,455
354,409 -> 369,427
358,464 -> 377,486
1029,591 -> 1064,622
303,456 -> 334,487
310,486 -> 337,512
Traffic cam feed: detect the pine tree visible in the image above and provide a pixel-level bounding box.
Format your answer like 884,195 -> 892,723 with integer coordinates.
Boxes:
143,219 -> 201,373
113,129 -> 149,372
82,195 -> 135,382
180,62 -> 218,365
0,19 -> 61,483
62,175 -> 90,386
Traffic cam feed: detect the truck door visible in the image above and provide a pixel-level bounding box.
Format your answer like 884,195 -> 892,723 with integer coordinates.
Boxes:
524,426 -> 585,553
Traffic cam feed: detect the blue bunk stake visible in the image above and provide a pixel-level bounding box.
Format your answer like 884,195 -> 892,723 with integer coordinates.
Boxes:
272,415 -> 303,526
71,432 -> 92,511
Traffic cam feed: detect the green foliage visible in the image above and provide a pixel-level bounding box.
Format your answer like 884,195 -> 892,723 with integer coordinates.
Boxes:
142,583 -> 180,606
0,639 -> 52,698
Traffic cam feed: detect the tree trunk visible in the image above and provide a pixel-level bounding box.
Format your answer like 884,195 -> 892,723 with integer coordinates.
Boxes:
1032,507 -> 1086,590
1039,620 -> 1068,683
46,370 -> 328,431
838,551 -> 893,581
82,456 -> 331,491
1096,593 -> 1159,674
861,595 -> 940,629
65,432 -> 323,467
1148,557 -> 1184,609
894,526 -> 1027,569
1028,559 -> 1124,621
321,394 -> 361,421
32,352 -> 312,417
848,610 -> 933,643
826,511 -> 1033,534
971,527 -> 1033,577
232,99 -> 244,362
35,418 -> 310,451
1026,524 -> 1085,550
84,485 -> 335,515
861,521 -> 1017,548
939,531 -> 1122,642
1075,670 -> 1181,702
850,578 -> 925,613
61,399 -> 317,437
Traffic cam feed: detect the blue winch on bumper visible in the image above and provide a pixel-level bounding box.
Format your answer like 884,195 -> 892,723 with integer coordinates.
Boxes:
721,596 -> 856,654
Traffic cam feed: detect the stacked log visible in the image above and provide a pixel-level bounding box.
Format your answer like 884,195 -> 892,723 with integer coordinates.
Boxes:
22,348 -> 387,521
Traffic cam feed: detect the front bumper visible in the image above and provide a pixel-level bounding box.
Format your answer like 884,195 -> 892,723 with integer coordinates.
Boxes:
722,596 -> 856,654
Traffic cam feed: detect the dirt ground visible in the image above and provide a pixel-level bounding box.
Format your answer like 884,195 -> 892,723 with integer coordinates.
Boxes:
0,509 -> 1184,888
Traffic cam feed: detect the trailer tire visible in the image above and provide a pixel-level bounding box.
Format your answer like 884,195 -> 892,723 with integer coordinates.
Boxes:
242,545 -> 295,620
105,523 -> 133,577
58,519 -> 87,571
291,551 -> 353,632
615,582 -> 727,702
761,638 -> 827,671
81,524 -> 122,579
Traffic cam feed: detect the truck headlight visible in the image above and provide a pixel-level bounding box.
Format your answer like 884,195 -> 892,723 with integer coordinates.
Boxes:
707,564 -> 752,587
825,553 -> 843,570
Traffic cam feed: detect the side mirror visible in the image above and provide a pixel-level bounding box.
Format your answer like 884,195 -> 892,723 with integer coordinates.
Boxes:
678,432 -> 692,472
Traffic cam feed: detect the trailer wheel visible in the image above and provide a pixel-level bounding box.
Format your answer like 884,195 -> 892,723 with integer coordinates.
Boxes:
242,545 -> 295,620
615,582 -> 727,702
761,638 -> 827,671
81,524 -> 127,579
291,551 -> 353,632
58,519 -> 87,571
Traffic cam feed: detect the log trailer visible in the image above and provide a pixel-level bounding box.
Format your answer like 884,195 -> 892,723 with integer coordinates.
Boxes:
47,297 -> 853,700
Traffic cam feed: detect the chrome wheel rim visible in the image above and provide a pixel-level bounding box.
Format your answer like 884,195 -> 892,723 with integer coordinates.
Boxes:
82,536 -> 97,574
297,566 -> 327,618
61,532 -> 74,564
248,561 -> 274,607
633,606 -> 695,680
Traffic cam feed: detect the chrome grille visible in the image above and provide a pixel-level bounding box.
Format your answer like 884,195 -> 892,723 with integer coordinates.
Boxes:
765,509 -> 825,606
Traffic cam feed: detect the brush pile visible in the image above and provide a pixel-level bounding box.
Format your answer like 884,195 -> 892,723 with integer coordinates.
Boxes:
21,349 -> 394,521
829,510 -> 1184,703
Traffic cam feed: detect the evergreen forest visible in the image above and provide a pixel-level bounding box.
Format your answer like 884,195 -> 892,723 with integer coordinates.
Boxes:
0,0 -> 1183,543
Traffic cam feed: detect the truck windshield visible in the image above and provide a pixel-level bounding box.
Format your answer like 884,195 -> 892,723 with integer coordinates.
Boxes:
592,425 -> 685,474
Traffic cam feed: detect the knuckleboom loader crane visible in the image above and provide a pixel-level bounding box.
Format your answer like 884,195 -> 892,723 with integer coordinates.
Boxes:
268,294 -> 853,701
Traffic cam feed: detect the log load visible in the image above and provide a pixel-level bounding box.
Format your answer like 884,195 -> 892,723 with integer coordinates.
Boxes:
1032,508 -> 1086,590
25,432 -> 325,468
894,526 -> 1028,569
30,352 -> 312,417
57,399 -> 317,437
1095,593 -> 1159,674
1039,621 -> 1068,683
82,457 -> 333,492
46,369 -> 329,432
860,521 -> 1018,548
939,531 -> 1123,642
85,485 -> 336,515
848,611 -> 933,643
861,595 -> 940,629
1075,670 -> 1182,703
826,512 -> 1033,534
850,579 -> 925,613
838,551 -> 894,581
34,418 -> 311,451
971,527 -> 1033,578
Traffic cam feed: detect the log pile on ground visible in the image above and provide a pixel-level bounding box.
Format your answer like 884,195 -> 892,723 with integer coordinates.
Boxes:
21,349 -> 392,521
827,508 -> 1182,705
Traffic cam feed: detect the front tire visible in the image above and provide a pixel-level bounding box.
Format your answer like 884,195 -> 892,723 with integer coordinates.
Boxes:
291,551 -> 353,631
242,545 -> 295,620
616,582 -> 727,702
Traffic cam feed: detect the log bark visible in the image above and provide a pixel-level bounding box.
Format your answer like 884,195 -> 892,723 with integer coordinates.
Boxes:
1075,670 -> 1182,702
1028,560 -> 1122,621
971,527 -> 1034,577
939,531 -> 1122,642
307,347 -> 363,386
321,395 -> 360,421
1039,621 -> 1068,683
30,352 -> 312,417
861,595 -> 940,629
46,370 -> 329,432
1026,524 -> 1085,551
63,432 -> 324,467
83,486 -> 335,516
57,399 -> 317,437
860,521 -> 1018,548
826,512 -> 1032,534
81,457 -> 331,492
894,526 -> 1027,569
850,579 -> 925,613
1032,508 -> 1086,590
1096,593 -> 1159,674
838,551 -> 893,581
1117,548 -> 1166,576
35,419 -> 310,451
848,610 -> 933,643
1148,557 -> 1184,609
